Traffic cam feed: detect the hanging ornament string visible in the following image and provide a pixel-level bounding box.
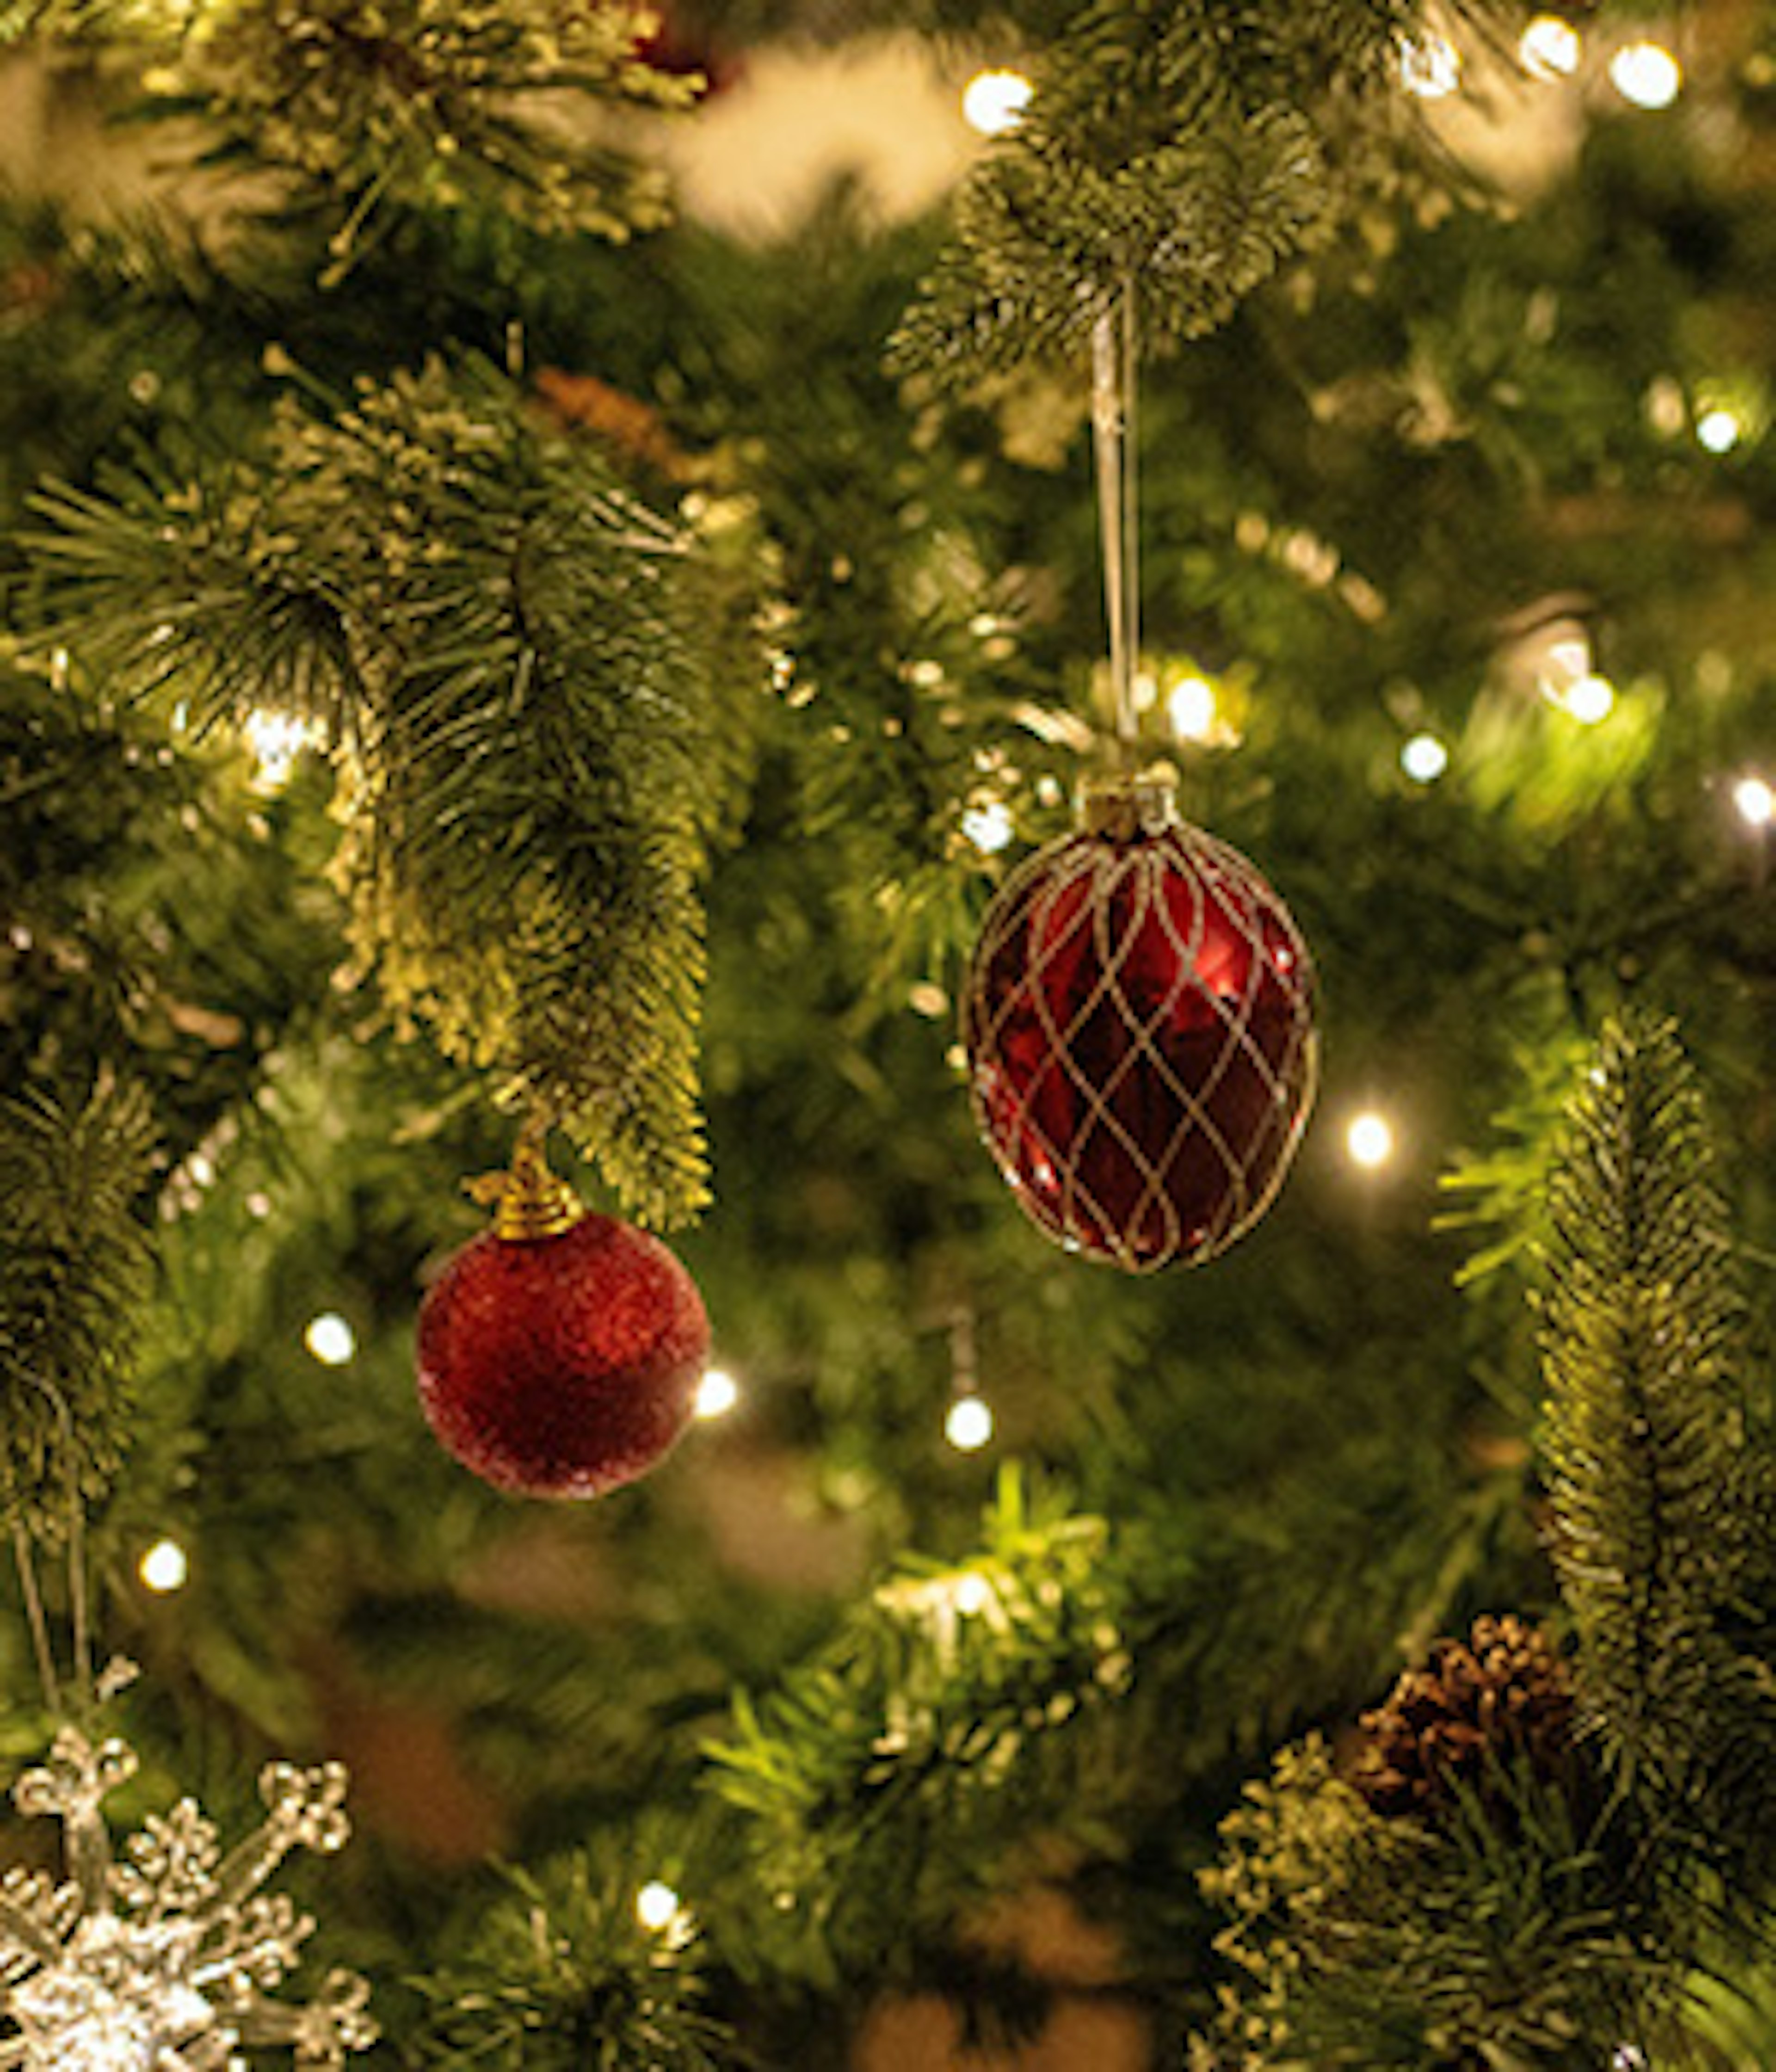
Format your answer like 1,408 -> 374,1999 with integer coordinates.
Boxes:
10,1372 -> 97,1716
1091,282 -> 1142,762
11,1522 -> 61,1715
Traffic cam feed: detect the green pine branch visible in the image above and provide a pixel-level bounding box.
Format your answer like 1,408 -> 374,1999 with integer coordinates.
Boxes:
893,0 -> 1494,382
1193,1017 -> 1776,2068
1539,1010 -> 1776,1895
705,1469 -> 1148,1986
7,0 -> 696,282
26,359 -> 735,1226
411,1842 -> 741,2071
1196,1738 -> 1672,2070
1437,1030 -> 1594,1291
0,1077 -> 159,1535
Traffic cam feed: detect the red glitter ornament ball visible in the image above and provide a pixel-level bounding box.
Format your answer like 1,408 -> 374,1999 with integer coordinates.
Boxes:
417,1151 -> 709,1499
962,775 -> 1318,1272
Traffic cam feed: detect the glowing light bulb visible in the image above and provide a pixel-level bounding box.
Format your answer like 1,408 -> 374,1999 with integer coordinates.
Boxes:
242,709 -> 321,790
1610,40 -> 1682,109
1400,32 -> 1461,99
139,1538 -> 189,1593
954,1571 -> 993,1615
1168,675 -> 1218,741
1696,408 -> 1742,454
304,1313 -> 356,1366
1564,674 -> 1616,725
1520,14 -> 1580,79
1400,733 -> 1449,783
695,1367 -> 740,1420
1644,376 -> 1687,438
962,802 -> 1015,853
945,1396 -> 994,1452
962,68 -> 1033,135
1346,1112 -> 1396,1171
635,1881 -> 682,1933
1733,775 -> 1776,829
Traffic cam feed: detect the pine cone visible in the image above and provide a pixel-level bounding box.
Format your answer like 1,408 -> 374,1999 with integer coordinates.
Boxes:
1349,1614 -> 1574,1820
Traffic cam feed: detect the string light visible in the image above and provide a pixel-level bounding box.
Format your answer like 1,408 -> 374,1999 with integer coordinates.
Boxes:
695,1367 -> 740,1420
1733,776 -> 1775,829
1563,674 -> 1616,726
138,1538 -> 189,1594
1345,1111 -> 1396,1171
962,68 -> 1033,135
945,1395 -> 994,1452
1167,674 -> 1218,742
1644,376 -> 1688,438
304,1313 -> 357,1366
953,1571 -> 994,1616
1519,14 -> 1581,79
1400,32 -> 1461,99
1609,41 -> 1682,109
1696,407 -> 1742,454
635,1881 -> 683,1933
1400,733 -> 1449,783
962,802 -> 1015,853
242,709 -> 322,790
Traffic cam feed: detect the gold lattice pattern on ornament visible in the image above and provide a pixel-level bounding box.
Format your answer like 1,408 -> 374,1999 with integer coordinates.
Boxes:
964,823 -> 1317,1272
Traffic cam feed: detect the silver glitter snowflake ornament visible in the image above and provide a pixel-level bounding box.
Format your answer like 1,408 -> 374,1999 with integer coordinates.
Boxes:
0,1721 -> 376,2069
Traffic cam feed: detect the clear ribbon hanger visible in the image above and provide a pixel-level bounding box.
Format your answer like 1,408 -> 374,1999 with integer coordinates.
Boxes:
1092,282 -> 1143,762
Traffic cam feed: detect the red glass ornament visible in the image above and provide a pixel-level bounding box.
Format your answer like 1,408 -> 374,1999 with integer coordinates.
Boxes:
417,1206 -> 709,1500
962,777 -> 1317,1271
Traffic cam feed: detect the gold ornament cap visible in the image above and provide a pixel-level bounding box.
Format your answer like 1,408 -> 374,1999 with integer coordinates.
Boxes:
1079,771 -> 1178,842
466,1131 -> 584,1242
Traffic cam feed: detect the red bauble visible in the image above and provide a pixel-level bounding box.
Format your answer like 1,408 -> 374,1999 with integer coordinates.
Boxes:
962,777 -> 1318,1272
417,1210 -> 709,1499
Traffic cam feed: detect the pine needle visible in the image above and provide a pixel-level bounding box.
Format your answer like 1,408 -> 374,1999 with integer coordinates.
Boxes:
1540,1008 -> 1776,1909
893,0 -> 1494,381
27,359 -> 734,1225
0,1077 -> 159,1535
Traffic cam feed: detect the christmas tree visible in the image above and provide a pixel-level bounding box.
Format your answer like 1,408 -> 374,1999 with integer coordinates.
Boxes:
2,0 -> 1775,2064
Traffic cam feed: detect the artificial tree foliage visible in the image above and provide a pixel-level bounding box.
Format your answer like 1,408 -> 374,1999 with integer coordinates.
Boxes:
0,1077 -> 157,1533
1196,1013 -> 1776,2067
28,359 -> 730,1225
0,0 -> 1775,2064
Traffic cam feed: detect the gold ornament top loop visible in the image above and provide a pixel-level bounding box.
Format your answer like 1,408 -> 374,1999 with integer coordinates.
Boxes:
465,1127 -> 584,1241
1079,771 -> 1178,843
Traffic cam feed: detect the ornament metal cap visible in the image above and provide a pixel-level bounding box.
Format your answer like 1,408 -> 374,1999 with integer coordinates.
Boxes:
1079,771 -> 1177,842
467,1130 -> 584,1242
